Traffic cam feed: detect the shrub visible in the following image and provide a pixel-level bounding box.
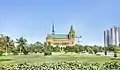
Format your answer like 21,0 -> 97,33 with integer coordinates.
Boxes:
23,50 -> 29,55
74,46 -> 79,53
105,51 -> 107,55
44,51 -> 52,56
34,49 -> 38,53
39,50 -> 42,53
0,50 -> 3,56
114,53 -> 117,58
11,50 -> 18,55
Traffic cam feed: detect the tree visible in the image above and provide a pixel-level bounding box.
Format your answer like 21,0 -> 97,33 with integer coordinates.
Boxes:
0,35 -> 14,55
0,34 -> 5,53
43,42 -> 52,56
4,36 -> 14,54
98,46 -> 103,52
53,45 -> 60,52
92,46 -> 99,54
113,47 -> 119,58
104,47 -> 107,55
16,37 -> 27,55
105,51 -> 107,55
34,41 -> 43,53
114,53 -> 117,58
79,45 -> 85,52
86,47 -> 93,54
64,46 -> 74,52
74,46 -> 79,53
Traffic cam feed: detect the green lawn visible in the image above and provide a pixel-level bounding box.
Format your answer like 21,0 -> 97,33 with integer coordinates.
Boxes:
0,52 -> 114,66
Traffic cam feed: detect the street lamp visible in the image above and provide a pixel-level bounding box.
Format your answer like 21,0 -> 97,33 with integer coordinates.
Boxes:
76,36 -> 82,44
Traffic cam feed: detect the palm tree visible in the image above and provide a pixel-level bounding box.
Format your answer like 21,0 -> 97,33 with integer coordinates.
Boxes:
4,36 -> 10,54
16,37 -> 27,54
8,39 -> 15,53
0,35 -> 14,55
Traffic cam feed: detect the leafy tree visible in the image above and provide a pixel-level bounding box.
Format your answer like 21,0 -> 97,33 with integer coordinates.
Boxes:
16,37 -> 27,55
74,46 -> 79,53
92,46 -> 99,54
0,49 -> 4,56
86,47 -> 93,54
98,46 -> 103,52
53,45 -> 60,52
64,46 -> 74,52
34,41 -> 43,53
0,35 -> 14,55
43,42 -> 52,56
105,51 -> 107,55
114,53 -> 117,58
79,45 -> 85,52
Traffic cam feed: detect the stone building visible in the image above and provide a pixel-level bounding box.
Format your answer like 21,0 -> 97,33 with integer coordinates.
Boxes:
45,24 -> 75,48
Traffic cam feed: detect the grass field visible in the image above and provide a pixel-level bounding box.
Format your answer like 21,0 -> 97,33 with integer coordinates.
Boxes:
0,52 -> 113,66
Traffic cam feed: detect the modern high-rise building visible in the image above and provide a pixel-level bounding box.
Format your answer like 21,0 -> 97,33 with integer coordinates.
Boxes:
104,26 -> 120,47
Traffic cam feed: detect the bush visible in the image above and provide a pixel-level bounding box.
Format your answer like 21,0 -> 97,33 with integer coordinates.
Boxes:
34,49 -> 38,53
74,46 -> 79,53
44,51 -> 52,56
0,50 -> 3,56
39,50 -> 42,53
12,50 -> 18,55
23,50 -> 29,55
114,53 -> 117,58
105,51 -> 107,55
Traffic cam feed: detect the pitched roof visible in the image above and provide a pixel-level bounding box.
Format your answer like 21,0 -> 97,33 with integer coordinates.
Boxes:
47,34 -> 68,39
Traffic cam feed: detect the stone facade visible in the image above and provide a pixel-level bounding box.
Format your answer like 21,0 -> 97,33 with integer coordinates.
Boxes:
45,25 -> 75,48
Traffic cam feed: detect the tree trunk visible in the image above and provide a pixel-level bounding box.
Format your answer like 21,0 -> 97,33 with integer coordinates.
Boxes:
5,45 -> 8,56
6,46 -> 7,53
20,47 -> 21,55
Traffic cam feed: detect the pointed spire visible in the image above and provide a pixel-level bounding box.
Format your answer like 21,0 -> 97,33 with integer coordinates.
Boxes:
52,20 -> 55,35
70,25 -> 75,33
70,25 -> 73,31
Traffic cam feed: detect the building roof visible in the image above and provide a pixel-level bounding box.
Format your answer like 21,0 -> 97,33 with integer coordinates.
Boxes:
47,34 -> 68,39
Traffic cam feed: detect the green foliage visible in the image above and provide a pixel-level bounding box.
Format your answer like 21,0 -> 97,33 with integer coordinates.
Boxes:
0,50 -> 3,56
102,61 -> 120,70
12,51 -> 18,55
92,47 -> 99,54
104,51 -> 107,55
74,46 -> 79,53
0,61 -> 100,70
13,51 -> 18,55
2,61 -> 120,70
53,45 -> 60,52
11,49 -> 18,55
44,51 -> 52,56
86,47 -> 93,54
16,37 -> 28,54
114,53 -> 117,58
79,46 -> 85,52
43,43 -> 52,56
64,46 -> 75,52
23,50 -> 29,55
113,47 -> 119,53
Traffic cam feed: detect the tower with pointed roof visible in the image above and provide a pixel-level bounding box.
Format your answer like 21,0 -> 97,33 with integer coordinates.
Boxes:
45,24 -> 75,49
68,25 -> 75,45
52,21 -> 55,35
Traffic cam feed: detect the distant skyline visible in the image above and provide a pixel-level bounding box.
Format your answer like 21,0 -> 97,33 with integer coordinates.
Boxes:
0,0 -> 120,46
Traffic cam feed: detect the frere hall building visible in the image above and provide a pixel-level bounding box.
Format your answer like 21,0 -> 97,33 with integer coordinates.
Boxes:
45,24 -> 75,48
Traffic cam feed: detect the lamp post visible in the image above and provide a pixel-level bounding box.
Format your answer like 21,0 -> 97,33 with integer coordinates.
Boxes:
76,36 -> 82,44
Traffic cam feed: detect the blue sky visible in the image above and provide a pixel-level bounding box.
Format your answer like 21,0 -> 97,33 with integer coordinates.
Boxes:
0,0 -> 120,46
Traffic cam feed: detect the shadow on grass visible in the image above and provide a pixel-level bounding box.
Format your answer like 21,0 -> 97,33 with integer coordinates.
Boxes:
0,59 -> 11,62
